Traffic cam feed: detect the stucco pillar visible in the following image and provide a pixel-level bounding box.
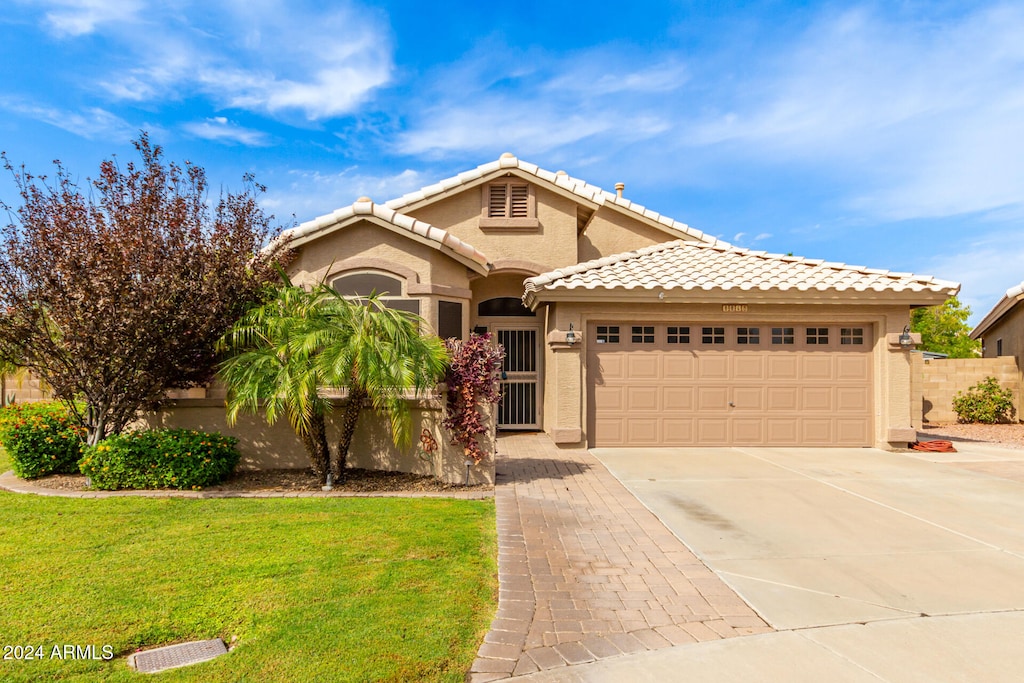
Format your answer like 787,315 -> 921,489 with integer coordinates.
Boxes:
546,321 -> 584,445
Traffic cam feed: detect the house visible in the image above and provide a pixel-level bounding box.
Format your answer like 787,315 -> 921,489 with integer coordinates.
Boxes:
971,281 -> 1024,361
278,153 -> 958,451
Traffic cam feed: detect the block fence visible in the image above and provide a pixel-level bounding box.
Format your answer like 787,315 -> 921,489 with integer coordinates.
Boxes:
911,354 -> 1021,426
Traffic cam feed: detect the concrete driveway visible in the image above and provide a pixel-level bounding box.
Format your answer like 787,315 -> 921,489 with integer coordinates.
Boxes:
590,444 -> 1024,631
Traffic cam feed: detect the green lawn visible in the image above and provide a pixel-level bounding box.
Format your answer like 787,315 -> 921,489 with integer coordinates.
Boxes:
0,453 -> 497,682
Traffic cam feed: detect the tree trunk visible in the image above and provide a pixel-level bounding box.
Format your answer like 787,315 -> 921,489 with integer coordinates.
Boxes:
335,387 -> 366,481
299,412 -> 331,484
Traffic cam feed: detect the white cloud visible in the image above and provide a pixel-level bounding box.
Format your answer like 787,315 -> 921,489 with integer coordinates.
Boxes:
181,117 -> 270,146
41,0 -> 144,37
262,167 -> 424,222
34,0 -> 393,120
0,98 -> 136,141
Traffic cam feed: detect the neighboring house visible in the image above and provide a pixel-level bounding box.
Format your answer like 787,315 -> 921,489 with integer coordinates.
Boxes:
971,281 -> 1024,360
278,153 -> 958,450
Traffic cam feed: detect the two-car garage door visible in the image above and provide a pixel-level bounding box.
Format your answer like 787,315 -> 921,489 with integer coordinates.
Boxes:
588,323 -> 873,447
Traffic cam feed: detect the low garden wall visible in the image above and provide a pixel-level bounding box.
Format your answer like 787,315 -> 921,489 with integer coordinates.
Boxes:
141,396 -> 495,486
911,354 -> 1021,425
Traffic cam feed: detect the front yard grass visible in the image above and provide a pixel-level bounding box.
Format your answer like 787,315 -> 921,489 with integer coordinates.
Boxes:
0,474 -> 497,682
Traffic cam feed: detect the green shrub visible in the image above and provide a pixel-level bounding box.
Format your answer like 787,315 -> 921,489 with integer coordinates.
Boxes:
80,429 -> 240,490
0,402 -> 85,479
952,376 -> 1016,424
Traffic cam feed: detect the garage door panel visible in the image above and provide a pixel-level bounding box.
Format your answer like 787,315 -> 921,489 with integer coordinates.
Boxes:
733,355 -> 766,380
732,419 -> 763,443
766,386 -> 799,411
698,355 -> 729,379
733,387 -> 763,410
627,418 -> 660,445
698,386 -> 730,410
593,385 -> 624,411
801,356 -> 834,380
801,387 -> 833,411
626,355 -> 659,379
663,419 -> 695,442
626,386 -> 659,411
663,387 -> 695,411
767,355 -> 799,380
836,355 -> 870,381
836,387 -> 869,411
664,355 -> 696,379
588,323 -> 872,447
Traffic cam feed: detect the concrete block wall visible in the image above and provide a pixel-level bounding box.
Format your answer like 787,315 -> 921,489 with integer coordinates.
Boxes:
912,354 -> 1021,425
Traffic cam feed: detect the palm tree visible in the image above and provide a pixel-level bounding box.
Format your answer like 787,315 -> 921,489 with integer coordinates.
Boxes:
218,283 -> 448,483
218,285 -> 332,480
310,286 -> 448,480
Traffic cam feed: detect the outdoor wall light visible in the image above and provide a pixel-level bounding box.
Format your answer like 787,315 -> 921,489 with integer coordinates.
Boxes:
566,323 -> 577,344
899,325 -> 913,348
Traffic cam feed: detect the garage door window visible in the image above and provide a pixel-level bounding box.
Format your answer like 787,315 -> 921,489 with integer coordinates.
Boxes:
702,327 -> 725,344
632,326 -> 655,343
667,326 -> 690,344
771,327 -> 794,345
841,328 -> 865,345
737,327 -> 760,345
596,326 -> 620,344
807,327 -> 830,345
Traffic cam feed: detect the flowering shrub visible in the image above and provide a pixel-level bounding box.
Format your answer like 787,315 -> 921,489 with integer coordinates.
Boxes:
0,402 -> 85,478
79,429 -> 240,490
952,376 -> 1016,424
443,334 -> 504,464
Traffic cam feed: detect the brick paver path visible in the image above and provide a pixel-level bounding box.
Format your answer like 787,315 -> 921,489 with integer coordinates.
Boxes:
469,433 -> 772,681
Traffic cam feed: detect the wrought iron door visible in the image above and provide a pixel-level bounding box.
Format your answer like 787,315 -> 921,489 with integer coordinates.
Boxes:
496,327 -> 539,429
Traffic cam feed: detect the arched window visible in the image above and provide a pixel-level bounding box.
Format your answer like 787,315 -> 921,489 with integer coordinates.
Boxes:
331,271 -> 421,315
477,297 -> 535,317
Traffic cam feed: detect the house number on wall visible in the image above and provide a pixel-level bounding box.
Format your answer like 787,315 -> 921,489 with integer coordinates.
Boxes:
722,304 -> 748,312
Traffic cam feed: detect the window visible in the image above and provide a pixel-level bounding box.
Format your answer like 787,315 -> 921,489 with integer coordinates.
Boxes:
596,326 -> 620,344
631,326 -> 655,343
737,327 -> 760,345
807,327 -> 829,345
331,271 -> 420,315
477,297 -> 536,317
997,339 -> 1003,356
438,301 -> 463,339
480,182 -> 538,228
771,327 -> 794,345
667,326 -> 690,344
840,328 -> 864,345
702,326 -> 725,344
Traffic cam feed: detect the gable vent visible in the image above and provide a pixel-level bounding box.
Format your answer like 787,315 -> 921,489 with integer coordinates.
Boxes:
509,184 -> 530,217
488,184 -> 508,217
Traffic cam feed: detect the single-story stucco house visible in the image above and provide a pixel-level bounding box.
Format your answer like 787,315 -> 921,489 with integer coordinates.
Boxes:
273,153 -> 958,452
971,281 -> 1024,361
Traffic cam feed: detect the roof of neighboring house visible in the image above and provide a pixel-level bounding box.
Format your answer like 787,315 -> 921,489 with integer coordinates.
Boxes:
523,240 -> 960,307
970,280 -> 1024,339
272,197 -> 492,275
385,153 -> 726,247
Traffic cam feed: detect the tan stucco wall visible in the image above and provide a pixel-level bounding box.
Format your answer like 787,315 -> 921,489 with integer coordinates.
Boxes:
579,207 -> 697,262
407,184 -> 579,270
979,304 -> 1024,362
911,354 -> 1021,425
536,301 -> 917,449
143,398 -> 496,485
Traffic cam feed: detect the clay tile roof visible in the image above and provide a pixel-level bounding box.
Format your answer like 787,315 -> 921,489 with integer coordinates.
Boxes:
384,153 -> 723,247
523,241 -> 960,306
271,199 -> 491,274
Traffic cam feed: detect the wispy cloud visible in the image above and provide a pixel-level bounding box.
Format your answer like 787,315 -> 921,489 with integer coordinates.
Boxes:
181,117 -> 270,146
262,167 -> 425,222
30,0 -> 393,120
0,97 -> 136,141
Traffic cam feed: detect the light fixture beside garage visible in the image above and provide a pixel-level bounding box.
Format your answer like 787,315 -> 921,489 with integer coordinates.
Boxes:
566,323 -> 577,344
899,325 -> 913,348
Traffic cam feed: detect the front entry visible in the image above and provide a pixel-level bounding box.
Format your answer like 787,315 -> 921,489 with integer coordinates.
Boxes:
495,326 -> 541,429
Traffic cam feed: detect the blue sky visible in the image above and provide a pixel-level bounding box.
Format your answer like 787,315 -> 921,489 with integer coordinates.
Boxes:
2,1 -> 1023,324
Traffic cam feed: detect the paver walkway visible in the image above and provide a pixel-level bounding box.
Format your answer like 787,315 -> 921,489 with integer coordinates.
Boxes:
470,433 -> 772,681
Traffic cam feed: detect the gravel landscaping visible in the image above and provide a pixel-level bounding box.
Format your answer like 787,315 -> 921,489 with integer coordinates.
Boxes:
918,422 -> 1024,449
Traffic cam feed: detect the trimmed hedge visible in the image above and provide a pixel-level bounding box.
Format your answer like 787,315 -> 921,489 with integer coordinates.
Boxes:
80,429 -> 240,490
953,376 -> 1016,424
0,402 -> 85,479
